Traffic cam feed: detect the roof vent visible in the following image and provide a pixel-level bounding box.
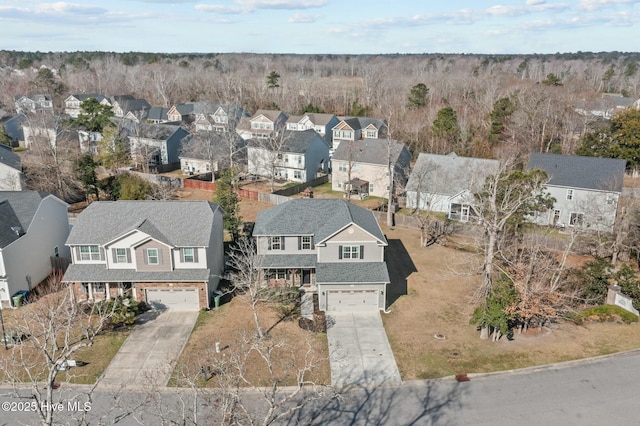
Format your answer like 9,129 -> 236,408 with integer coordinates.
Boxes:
11,226 -> 25,236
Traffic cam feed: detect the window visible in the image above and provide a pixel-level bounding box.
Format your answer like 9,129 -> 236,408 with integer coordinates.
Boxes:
338,162 -> 347,172
54,246 -> 59,257
79,245 -> 101,261
294,170 -> 302,179
570,212 -> 584,227
181,247 -> 198,263
267,269 -> 288,280
566,189 -> 574,201
368,183 -> 374,193
606,193 -> 615,205
339,245 -> 363,259
300,236 -> 313,250
366,130 -> 377,138
146,248 -> 159,264
268,236 -> 284,250
114,248 -> 130,263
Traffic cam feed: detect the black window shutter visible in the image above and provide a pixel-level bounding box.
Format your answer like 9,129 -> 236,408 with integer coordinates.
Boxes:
338,246 -> 343,259
311,237 -> 315,250
180,248 -> 185,262
298,237 -> 301,250
281,237 -> 285,250
126,249 -> 131,263
111,248 -> 117,263
360,245 -> 364,259
194,249 -> 199,262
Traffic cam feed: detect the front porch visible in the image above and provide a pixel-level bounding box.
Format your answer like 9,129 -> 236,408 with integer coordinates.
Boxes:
73,281 -> 134,303
261,268 -> 316,288
448,203 -> 478,222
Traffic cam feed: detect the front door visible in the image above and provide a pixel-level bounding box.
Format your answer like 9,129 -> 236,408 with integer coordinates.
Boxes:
302,270 -> 311,285
461,205 -> 470,222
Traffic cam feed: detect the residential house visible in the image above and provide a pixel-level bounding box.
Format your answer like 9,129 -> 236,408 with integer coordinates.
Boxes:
575,93 -> 640,120
247,129 -> 329,183
331,117 -> 387,152
15,94 -> 54,115
194,104 -> 248,133
405,153 -> 500,221
145,107 -> 170,124
0,113 -> 26,147
286,113 -> 339,145
331,138 -> 411,199
22,115 -> 77,149
0,145 -> 24,190
253,198 -> 390,312
0,191 -> 70,307
179,131 -> 246,175
64,93 -> 107,118
129,124 -> 190,168
528,153 -> 626,232
104,95 -> 151,119
236,109 -> 288,140
62,201 -> 224,310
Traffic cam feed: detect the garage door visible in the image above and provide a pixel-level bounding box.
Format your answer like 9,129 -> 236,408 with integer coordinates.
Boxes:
146,288 -> 199,310
326,290 -> 378,311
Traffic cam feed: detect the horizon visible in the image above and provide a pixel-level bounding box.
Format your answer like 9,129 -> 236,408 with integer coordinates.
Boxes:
0,1 -> 638,55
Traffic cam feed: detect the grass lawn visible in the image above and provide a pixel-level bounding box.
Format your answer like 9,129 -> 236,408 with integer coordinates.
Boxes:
381,224 -> 640,380
173,297 -> 331,387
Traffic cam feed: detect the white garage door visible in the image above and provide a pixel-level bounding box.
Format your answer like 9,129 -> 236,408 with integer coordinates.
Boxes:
327,290 -> 378,311
146,288 -> 199,310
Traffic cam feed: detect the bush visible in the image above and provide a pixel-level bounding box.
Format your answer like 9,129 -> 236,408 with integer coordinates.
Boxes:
577,305 -> 638,324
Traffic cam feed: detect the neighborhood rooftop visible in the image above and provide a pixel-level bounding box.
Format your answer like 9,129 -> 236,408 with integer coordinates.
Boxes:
0,191 -> 47,248
332,138 -> 407,166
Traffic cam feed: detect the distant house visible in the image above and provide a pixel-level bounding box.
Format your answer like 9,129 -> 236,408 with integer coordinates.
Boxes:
194,104 -> 248,133
22,115 -> 77,149
575,93 -> 640,120
405,153 -> 500,221
64,93 -> 107,118
253,198 -> 390,312
0,113 -> 27,147
331,138 -> 411,199
15,94 -> 54,115
0,145 -> 24,190
286,112 -> 339,145
247,129 -> 330,183
104,95 -> 150,119
0,191 -> 71,307
528,153 -> 626,232
179,131 -> 246,175
236,109 -> 288,140
146,107 -> 170,124
331,117 -> 387,152
62,200 -> 224,310
129,124 -> 190,168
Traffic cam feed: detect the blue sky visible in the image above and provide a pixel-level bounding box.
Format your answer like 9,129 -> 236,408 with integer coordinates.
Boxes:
0,0 -> 638,54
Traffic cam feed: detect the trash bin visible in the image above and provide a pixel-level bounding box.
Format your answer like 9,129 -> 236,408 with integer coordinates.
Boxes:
214,295 -> 221,308
12,294 -> 23,308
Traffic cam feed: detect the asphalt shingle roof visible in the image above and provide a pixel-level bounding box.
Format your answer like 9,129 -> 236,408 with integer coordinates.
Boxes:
528,153 -> 626,192
253,198 -> 386,244
316,262 -> 390,284
332,138 -> 408,166
62,263 -> 210,283
0,191 -> 47,248
66,200 -> 221,247
0,145 -> 21,171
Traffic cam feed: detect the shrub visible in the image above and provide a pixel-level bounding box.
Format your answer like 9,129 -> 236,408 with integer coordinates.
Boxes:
577,305 -> 638,324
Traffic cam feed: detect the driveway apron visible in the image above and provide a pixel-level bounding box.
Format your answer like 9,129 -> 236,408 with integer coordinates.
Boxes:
326,311 -> 401,386
96,310 -> 198,390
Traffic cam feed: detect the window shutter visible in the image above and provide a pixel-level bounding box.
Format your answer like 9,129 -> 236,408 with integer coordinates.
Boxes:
194,248 -> 199,263
144,249 -> 148,264
338,246 -> 343,259
360,245 -> 364,259
75,246 -> 80,260
180,248 -> 185,262
311,237 -> 315,250
158,250 -> 163,264
298,237 -> 302,250
100,248 -> 105,261
126,249 -> 131,263
281,237 -> 285,251
111,248 -> 117,263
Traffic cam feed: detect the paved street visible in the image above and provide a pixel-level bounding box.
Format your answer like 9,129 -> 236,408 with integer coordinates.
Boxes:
96,309 -> 198,390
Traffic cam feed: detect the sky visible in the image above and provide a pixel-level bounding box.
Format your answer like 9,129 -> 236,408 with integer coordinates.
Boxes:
0,0 -> 638,54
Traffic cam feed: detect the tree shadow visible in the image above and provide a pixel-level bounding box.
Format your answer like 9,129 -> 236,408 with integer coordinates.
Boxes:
385,238 -> 417,308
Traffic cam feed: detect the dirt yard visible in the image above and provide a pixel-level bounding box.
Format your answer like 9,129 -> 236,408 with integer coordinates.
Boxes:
380,223 -> 640,380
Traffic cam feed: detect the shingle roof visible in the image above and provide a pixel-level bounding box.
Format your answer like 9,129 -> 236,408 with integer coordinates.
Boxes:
336,116 -> 387,132
253,109 -> 287,122
247,129 -> 326,153
62,263 -> 210,283
147,107 -> 169,121
135,123 -> 188,140
528,153 -> 626,192
406,153 -> 500,196
0,191 -> 47,248
260,254 -> 318,269
332,138 -> 408,166
0,145 -> 21,171
316,262 -> 390,284
253,198 -> 386,244
66,200 -> 221,247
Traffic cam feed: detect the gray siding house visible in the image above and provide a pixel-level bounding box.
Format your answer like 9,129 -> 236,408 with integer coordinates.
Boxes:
62,201 -> 224,310
528,153 -> 626,232
253,199 -> 390,312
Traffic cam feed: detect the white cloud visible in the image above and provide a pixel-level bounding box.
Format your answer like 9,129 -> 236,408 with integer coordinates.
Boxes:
235,0 -> 329,10
527,0 -> 546,5
288,13 -> 322,23
578,0 -> 637,11
195,4 -> 245,14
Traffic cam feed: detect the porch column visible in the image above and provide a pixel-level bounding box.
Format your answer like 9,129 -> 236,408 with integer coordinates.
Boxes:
88,283 -> 93,300
105,283 -> 110,300
118,284 -> 123,297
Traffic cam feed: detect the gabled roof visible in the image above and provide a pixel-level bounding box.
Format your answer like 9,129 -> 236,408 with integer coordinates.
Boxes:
332,138 -> 408,166
117,98 -> 151,114
406,153 -> 500,196
253,198 -> 386,245
247,129 -> 326,154
528,153 -> 626,192
0,191 -> 48,248
66,200 -> 221,247
334,116 -> 387,132
133,123 -> 189,141
0,145 -> 21,171
252,109 -> 287,122
0,113 -> 26,142
68,93 -> 106,103
147,107 -> 170,121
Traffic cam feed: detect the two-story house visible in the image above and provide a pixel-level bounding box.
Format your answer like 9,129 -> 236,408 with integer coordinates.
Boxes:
236,109 -> 288,140
194,104 -> 248,133
286,113 -> 339,144
0,145 -> 24,191
247,129 -> 329,183
62,201 -> 224,310
331,117 -> 387,152
129,124 -> 190,168
253,198 -> 390,312
331,138 -> 411,199
528,153 -> 626,232
0,191 -> 70,307
103,95 -> 151,119
64,94 -> 107,118
15,94 -> 54,115
405,152 -> 500,222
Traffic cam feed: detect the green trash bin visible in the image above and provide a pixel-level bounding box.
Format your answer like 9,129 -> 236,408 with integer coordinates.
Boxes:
12,294 -> 23,308
214,296 -> 221,308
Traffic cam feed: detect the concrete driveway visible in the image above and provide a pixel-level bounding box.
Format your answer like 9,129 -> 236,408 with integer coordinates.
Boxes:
96,310 -> 199,390
326,311 -> 401,387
